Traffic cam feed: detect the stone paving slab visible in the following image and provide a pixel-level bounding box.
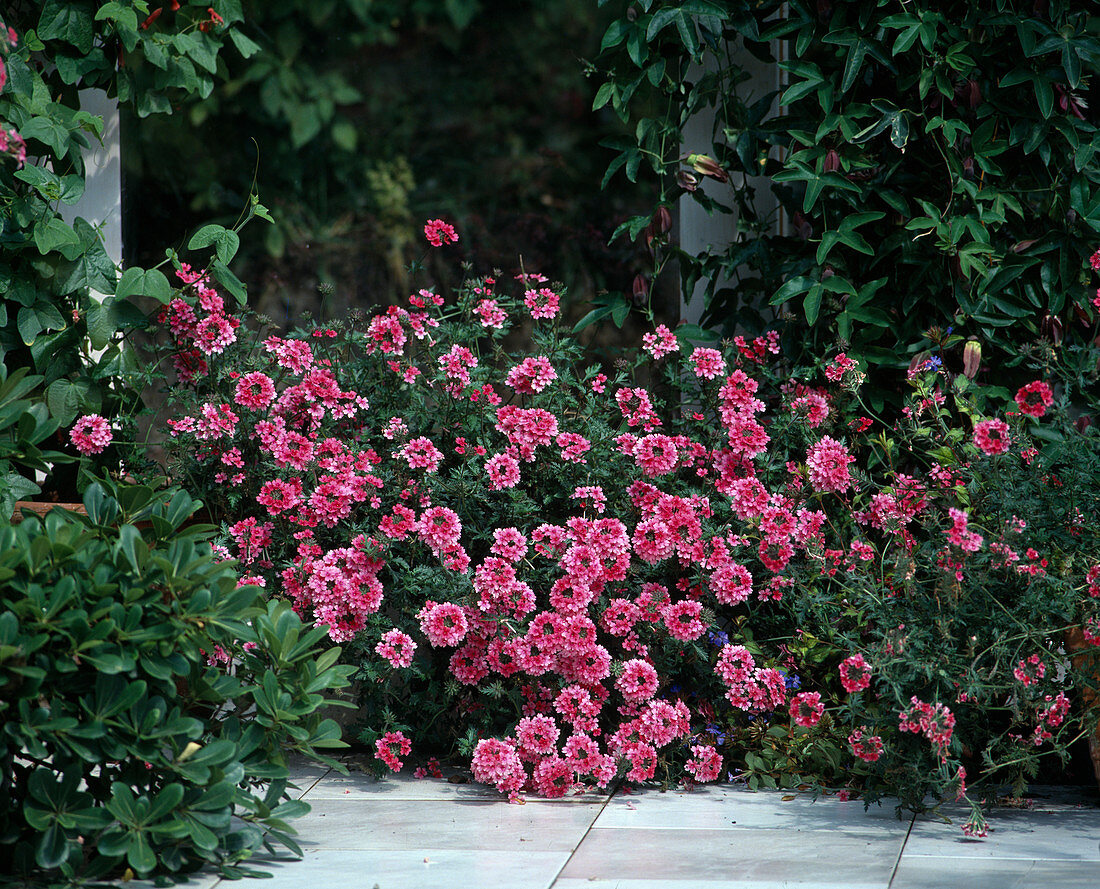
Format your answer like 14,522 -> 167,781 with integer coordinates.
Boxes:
556,825 -> 904,887
239,849 -> 571,889
149,771 -> 1099,889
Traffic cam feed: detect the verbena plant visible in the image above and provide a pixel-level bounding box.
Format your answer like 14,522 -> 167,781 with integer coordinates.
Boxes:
589,1 -> 1100,413
123,221 -> 1100,832
0,480 -> 353,885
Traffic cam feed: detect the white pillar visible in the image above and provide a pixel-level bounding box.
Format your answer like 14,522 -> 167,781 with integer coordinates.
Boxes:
679,38 -> 787,327
57,89 -> 123,283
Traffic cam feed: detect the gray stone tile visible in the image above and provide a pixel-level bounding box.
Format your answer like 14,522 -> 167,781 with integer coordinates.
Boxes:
554,880 -> 884,889
597,786 -> 910,834
891,856 -> 1100,889
906,805 -> 1100,860
286,797 -> 604,852
230,849 -> 568,889
558,827 -> 901,886
307,769 -> 611,802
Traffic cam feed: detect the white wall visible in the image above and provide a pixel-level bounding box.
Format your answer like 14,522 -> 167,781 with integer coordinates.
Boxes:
57,89 -> 123,286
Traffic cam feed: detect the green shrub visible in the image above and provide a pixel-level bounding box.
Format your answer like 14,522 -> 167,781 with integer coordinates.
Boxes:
0,480 -> 353,885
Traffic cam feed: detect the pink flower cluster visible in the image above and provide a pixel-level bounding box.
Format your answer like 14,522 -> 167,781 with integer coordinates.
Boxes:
70,414 -> 113,455
155,248 -> 1098,805
898,698 -> 955,759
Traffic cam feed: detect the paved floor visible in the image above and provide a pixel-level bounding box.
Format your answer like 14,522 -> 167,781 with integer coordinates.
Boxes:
158,763 -> 1100,889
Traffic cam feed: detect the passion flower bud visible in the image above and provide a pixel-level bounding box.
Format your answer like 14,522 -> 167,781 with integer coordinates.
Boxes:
687,154 -> 729,183
1040,314 -> 1063,345
822,149 -> 840,173
966,79 -> 981,109
632,274 -> 649,305
676,171 -> 699,192
962,339 -> 982,379
653,206 -> 672,234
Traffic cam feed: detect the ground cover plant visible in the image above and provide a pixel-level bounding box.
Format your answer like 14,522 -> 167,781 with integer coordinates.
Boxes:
118,221 -> 1100,834
0,480 -> 353,885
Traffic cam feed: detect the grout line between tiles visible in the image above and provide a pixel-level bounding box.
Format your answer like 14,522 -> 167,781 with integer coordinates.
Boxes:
546,784 -> 619,889
886,812 -> 917,889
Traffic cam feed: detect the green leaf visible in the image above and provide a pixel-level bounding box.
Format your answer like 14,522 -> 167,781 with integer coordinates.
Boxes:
1034,77 -> 1053,119
35,824 -> 70,870
95,2 -> 138,32
38,0 -> 96,55
188,225 -> 240,265
841,41 -> 868,94
59,221 -> 117,295
33,218 -> 84,261
230,29 -> 263,59
46,379 -> 87,425
128,832 -> 157,874
116,267 -> 173,304
209,260 -> 247,305
803,283 -> 824,326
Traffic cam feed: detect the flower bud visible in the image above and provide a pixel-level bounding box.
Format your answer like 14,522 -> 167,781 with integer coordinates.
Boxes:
1040,314 -> 1063,346
653,206 -> 672,234
687,154 -> 729,183
632,274 -> 649,305
822,149 -> 840,173
676,171 -> 699,192
962,339 -> 981,379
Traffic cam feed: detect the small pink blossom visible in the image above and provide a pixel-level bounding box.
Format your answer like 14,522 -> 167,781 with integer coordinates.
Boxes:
70,415 -> 112,455
424,218 -> 458,246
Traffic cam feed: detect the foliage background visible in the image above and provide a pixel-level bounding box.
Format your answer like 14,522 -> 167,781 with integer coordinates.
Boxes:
123,0 -> 652,325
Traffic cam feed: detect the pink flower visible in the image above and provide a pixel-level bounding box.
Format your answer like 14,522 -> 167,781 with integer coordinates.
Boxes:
898,697 -> 955,758
400,436 -> 444,473
973,418 -> 1010,455
375,730 -> 412,771
848,729 -> 884,762
424,218 -> 459,246
789,691 -> 825,727
376,629 -> 417,668
634,434 -> 679,477
1014,380 -> 1053,418
839,654 -> 871,693
1013,654 -> 1046,687
684,744 -> 722,783
417,601 -> 468,647
506,356 -> 557,394
475,298 -> 507,329
524,287 -> 560,320
233,371 -> 276,410
70,414 -> 112,455
642,324 -> 679,360
516,714 -> 560,757
615,658 -> 659,703
485,452 -> 521,490
805,436 -> 855,493
690,347 -> 726,380
471,738 -> 525,793
824,353 -> 857,382
661,599 -> 705,642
